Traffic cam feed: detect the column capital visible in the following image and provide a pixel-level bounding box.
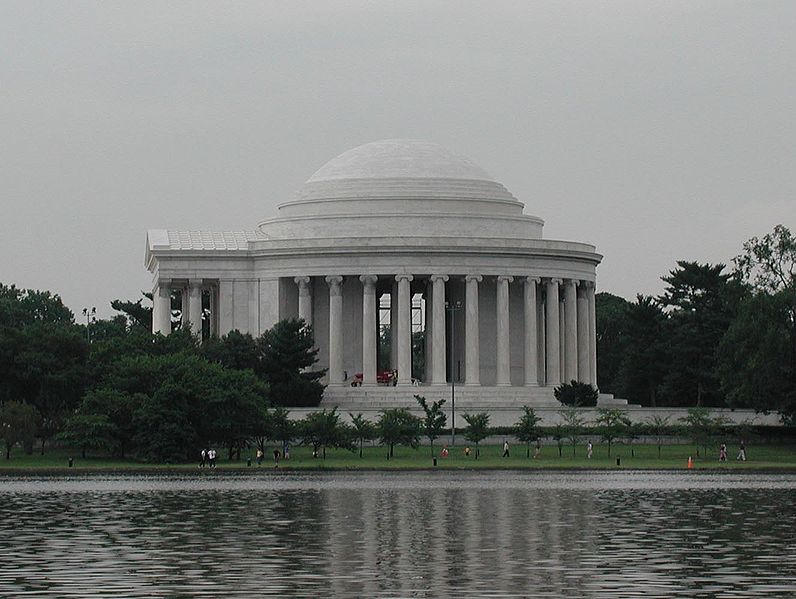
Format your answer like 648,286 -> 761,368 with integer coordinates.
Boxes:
465,274 -> 483,283
547,277 -> 564,285
156,283 -> 171,299
359,274 -> 378,288
294,275 -> 311,286
581,280 -> 595,289
525,276 -> 541,284
497,275 -> 514,284
395,274 -> 414,283
429,274 -> 449,283
325,275 -> 343,296
564,278 -> 579,288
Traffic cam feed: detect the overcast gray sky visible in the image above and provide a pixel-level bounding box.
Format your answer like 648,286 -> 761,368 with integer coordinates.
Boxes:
2,1 -> 794,318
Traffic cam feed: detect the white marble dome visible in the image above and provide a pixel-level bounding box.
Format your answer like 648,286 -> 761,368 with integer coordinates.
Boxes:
308,139 -> 494,181
260,139 -> 542,239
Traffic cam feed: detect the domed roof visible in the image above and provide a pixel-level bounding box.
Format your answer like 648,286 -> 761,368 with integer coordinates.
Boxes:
285,139 -> 522,209
260,139 -> 543,241
307,139 -> 494,182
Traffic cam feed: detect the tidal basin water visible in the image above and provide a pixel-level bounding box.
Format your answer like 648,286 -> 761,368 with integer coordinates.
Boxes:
1,472 -> 795,598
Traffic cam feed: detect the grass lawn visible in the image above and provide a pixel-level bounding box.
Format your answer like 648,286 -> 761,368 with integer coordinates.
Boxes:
1,443 -> 795,473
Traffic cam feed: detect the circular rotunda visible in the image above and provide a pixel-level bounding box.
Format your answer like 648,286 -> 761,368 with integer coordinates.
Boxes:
146,139 -> 602,410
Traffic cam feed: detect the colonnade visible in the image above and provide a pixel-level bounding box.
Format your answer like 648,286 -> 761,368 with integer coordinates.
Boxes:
300,274 -> 597,388
152,279 -> 217,337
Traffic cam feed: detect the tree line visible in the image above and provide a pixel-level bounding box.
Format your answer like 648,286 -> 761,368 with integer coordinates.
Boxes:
596,224 -> 795,422
0,286 -> 326,460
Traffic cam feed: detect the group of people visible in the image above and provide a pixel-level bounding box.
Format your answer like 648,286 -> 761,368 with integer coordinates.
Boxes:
720,441 -> 747,462
199,448 -> 217,468
254,445 -> 290,466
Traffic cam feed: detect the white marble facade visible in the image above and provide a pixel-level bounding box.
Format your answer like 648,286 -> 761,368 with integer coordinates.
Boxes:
146,140 -> 602,407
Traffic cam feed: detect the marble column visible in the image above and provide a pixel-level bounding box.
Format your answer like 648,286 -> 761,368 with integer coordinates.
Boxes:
390,281 -> 398,370
464,275 -> 482,386
186,280 -> 202,337
360,275 -> 378,385
496,275 -> 514,386
545,278 -> 562,386
295,276 -> 312,326
424,282 -> 433,382
153,282 -> 172,335
180,287 -> 190,329
395,274 -> 414,385
524,277 -> 540,386
577,283 -> 590,383
430,274 -> 448,385
326,276 -> 344,385
588,282 -> 597,387
564,279 -> 578,383
208,284 -> 218,337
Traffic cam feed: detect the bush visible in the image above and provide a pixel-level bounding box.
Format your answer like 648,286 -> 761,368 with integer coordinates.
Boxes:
554,381 -> 599,407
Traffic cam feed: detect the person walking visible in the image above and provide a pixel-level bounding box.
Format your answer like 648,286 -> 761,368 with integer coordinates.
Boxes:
208,448 -> 216,468
719,443 -> 727,462
737,441 -> 747,461
256,448 -> 263,465
533,440 -> 541,459
586,441 -> 593,459
200,449 -> 206,468
502,440 -> 510,458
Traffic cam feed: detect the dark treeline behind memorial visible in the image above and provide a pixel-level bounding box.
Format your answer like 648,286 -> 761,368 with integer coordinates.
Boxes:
596,224 -> 795,420
0,225 -> 794,461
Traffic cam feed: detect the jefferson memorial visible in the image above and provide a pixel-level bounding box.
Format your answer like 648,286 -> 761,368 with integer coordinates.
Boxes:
146,140 -> 602,411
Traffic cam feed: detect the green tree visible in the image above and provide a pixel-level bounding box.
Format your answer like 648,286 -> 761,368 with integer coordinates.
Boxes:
552,424 -> 565,458
111,294 -> 153,330
376,408 -> 420,459
559,407 -> 585,458
133,382 -> 196,462
301,408 -> 351,459
1,322 -> 89,452
595,292 -> 631,394
658,261 -> 736,406
594,408 -> 631,457
645,414 -> 672,458
554,381 -> 598,407
78,388 -> 139,457
259,319 -> 325,407
616,296 -> 668,406
202,330 -> 260,373
349,413 -> 375,458
720,225 -> 796,422
0,401 -> 39,459
415,395 -> 447,458
269,406 -> 294,454
734,224 -> 796,293
462,412 -> 490,459
679,406 -> 716,458
514,406 -> 542,458
58,413 -> 116,458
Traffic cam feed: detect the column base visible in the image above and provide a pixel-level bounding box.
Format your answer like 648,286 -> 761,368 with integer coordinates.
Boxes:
524,382 -> 540,387
495,382 -> 512,387
464,382 -> 481,386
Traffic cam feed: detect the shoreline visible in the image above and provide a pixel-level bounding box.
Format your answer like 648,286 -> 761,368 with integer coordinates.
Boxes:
3,464 -> 796,476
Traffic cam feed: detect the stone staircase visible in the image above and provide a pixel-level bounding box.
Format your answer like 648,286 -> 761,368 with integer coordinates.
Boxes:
322,384 -> 562,410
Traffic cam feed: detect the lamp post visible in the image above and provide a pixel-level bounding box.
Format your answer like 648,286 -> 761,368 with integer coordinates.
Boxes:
82,307 -> 96,343
446,300 -> 462,445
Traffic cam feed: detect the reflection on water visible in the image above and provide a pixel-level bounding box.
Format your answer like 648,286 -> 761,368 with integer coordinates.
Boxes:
1,472 -> 795,597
